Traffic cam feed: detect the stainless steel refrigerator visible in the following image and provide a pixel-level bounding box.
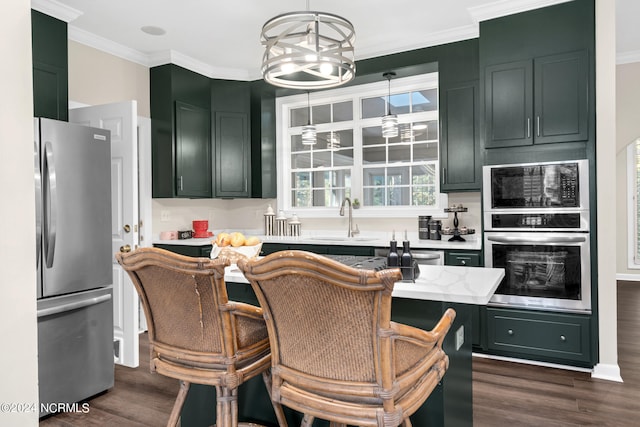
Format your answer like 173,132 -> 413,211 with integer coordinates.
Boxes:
35,117 -> 114,416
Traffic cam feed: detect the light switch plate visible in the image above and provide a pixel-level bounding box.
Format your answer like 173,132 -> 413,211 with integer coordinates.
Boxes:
455,325 -> 464,351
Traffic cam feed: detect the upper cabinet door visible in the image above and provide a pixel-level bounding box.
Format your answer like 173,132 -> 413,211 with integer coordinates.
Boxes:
440,80 -> 481,192
175,101 -> 212,198
534,50 -> 588,145
484,60 -> 533,149
214,112 -> 250,198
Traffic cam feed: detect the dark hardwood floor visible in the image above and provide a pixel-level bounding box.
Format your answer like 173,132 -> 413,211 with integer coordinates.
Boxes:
41,281 -> 640,426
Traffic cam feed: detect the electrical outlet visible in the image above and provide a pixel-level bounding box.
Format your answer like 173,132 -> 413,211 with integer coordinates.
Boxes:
160,210 -> 170,221
455,325 -> 464,351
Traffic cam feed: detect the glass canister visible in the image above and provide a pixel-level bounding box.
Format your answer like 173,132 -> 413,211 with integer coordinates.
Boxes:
418,216 -> 432,240
428,219 -> 442,240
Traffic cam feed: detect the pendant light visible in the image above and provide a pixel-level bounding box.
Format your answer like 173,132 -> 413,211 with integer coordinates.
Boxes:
382,72 -> 398,138
302,91 -> 317,145
261,1 -> 356,89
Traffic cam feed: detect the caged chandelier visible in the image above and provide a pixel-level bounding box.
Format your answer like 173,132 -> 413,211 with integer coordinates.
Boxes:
261,1 -> 356,89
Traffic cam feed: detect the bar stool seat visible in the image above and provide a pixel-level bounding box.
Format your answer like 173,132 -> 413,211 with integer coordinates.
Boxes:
238,250 -> 456,427
117,247 -> 286,427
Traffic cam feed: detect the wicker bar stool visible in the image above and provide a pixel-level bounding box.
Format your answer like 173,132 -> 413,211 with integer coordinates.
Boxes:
116,247 -> 286,427
237,250 -> 456,427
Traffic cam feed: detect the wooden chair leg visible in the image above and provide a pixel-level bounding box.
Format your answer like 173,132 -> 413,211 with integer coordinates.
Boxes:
262,370 -> 288,427
215,385 -> 239,427
301,414 -> 315,427
167,380 -> 190,427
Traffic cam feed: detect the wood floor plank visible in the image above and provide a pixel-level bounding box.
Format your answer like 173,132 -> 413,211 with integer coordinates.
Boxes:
40,281 -> 640,426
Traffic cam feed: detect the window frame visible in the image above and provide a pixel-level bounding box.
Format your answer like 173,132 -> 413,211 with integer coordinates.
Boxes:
275,72 -> 448,218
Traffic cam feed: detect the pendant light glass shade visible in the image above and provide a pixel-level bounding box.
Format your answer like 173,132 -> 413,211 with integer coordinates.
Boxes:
302,124 -> 317,145
302,91 -> 317,145
261,10 -> 356,89
382,72 -> 398,138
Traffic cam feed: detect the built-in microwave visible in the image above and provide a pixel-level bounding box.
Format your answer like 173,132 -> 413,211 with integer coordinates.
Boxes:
483,160 -> 589,232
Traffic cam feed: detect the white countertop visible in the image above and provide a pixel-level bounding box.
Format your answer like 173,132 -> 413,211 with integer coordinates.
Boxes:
154,232 -> 481,251
223,264 -> 503,306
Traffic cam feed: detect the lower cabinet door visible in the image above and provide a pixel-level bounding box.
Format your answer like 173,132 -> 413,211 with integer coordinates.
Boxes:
487,308 -> 592,366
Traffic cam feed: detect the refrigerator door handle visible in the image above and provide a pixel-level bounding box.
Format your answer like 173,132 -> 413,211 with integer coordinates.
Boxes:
37,293 -> 112,318
44,140 -> 58,268
34,139 -> 42,267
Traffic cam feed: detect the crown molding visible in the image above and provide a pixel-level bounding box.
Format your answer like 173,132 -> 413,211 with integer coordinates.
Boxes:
617,50 -> 640,65
356,24 -> 479,62
68,26 -> 150,67
147,50 -> 251,81
31,0 -> 82,23
468,0 -> 572,23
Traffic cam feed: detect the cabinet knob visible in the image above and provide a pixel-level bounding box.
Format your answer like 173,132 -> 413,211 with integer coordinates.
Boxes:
123,224 -> 131,233
461,260 -> 466,265
120,244 -> 131,253
508,329 -> 514,336
560,335 -> 566,342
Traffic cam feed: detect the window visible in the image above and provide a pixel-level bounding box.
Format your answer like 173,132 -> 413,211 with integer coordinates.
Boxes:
276,73 -> 447,218
628,139 -> 640,268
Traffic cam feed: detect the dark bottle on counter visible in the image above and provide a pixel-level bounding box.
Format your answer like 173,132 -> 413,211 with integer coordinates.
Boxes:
401,230 -> 413,280
387,231 -> 399,267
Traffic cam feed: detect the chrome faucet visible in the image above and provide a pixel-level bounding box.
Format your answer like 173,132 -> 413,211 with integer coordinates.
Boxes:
339,197 -> 360,238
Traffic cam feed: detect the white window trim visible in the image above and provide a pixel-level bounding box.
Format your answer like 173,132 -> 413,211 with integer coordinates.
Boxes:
275,73 -> 448,219
627,140 -> 640,269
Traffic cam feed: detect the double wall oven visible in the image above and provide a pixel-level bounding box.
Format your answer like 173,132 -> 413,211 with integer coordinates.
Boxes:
483,160 -> 591,313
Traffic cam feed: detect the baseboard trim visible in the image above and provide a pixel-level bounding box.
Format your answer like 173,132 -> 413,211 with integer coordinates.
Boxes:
472,352 -> 592,373
592,363 -> 623,382
616,273 -> 640,282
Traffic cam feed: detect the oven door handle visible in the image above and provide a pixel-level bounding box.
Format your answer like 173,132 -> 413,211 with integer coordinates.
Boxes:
487,235 -> 587,244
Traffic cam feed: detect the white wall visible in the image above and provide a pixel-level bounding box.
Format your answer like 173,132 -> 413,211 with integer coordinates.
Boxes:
0,0 -> 40,425
616,62 -> 640,278
68,41 -> 150,118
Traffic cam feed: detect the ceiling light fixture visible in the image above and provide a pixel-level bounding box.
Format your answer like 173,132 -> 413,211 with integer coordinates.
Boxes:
302,92 -> 317,145
382,72 -> 398,138
140,26 -> 166,36
261,1 -> 356,89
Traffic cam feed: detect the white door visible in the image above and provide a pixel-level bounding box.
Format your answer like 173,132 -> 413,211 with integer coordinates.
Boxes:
70,101 -> 140,368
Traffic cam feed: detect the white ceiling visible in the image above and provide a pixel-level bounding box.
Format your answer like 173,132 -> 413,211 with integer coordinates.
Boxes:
32,0 -> 639,80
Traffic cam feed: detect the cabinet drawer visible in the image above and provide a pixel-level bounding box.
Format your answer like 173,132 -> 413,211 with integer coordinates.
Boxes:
154,244 -> 212,258
445,251 -> 481,267
487,308 -> 591,363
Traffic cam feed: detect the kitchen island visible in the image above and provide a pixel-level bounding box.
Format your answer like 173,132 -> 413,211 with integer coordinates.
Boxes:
179,261 -> 504,427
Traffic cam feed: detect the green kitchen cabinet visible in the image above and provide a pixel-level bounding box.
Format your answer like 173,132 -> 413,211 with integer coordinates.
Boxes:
444,251 -> 482,267
211,80 -> 251,198
154,243 -> 213,258
480,0 -> 595,164
31,9 -> 68,121
484,50 -> 588,149
151,64 -> 212,198
486,307 -> 593,367
260,243 -> 374,257
175,101 -> 212,197
440,80 -> 480,192
444,250 -> 484,349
